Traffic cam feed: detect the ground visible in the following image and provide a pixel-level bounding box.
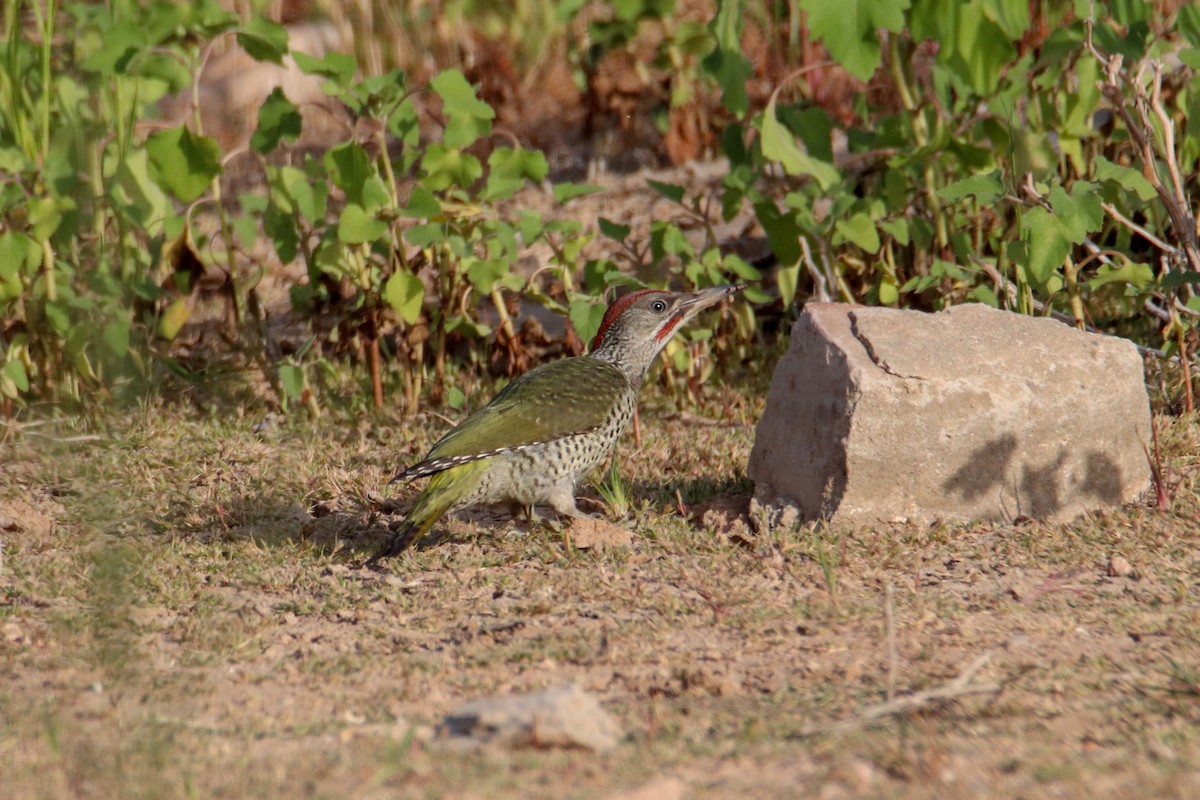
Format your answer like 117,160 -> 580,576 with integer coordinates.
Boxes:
1,386 -> 1198,799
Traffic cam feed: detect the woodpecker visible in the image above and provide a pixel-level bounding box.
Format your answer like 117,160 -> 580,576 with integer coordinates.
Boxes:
366,284 -> 743,564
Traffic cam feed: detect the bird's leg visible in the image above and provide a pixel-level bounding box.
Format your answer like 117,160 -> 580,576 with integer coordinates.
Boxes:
503,500 -> 537,532
545,484 -> 589,548
547,486 -> 586,520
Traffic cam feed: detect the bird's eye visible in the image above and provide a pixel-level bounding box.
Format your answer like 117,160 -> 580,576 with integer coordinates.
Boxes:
651,299 -> 667,312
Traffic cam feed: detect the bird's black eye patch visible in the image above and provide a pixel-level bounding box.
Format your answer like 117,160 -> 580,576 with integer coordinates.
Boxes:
651,299 -> 667,312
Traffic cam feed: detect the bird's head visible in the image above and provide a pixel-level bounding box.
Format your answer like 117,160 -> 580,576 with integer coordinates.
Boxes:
588,284 -> 744,378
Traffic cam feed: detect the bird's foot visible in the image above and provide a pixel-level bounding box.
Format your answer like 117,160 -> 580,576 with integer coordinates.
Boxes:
363,519 -> 419,569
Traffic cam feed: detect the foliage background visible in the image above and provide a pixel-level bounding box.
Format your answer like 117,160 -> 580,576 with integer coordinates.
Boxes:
2,0 -> 1200,414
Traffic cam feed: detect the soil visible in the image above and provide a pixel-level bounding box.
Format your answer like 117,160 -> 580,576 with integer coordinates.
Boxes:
1,409 -> 1198,799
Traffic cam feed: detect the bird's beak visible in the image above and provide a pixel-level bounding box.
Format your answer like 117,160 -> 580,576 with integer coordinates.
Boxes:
652,284 -> 744,343
678,284 -> 745,317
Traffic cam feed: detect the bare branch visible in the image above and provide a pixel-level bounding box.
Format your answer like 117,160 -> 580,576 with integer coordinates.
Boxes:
792,653 -> 1000,739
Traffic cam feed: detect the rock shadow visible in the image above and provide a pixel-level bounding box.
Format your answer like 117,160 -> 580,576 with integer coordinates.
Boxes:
942,433 -> 1018,502
1081,450 -> 1125,503
942,437 -> 1127,519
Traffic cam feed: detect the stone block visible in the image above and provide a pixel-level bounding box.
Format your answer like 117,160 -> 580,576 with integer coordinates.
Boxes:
748,303 -> 1152,527
440,684 -> 621,752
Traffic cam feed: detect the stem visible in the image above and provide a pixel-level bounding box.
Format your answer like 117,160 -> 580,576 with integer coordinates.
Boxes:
887,34 -> 947,248
1062,256 -> 1086,330
368,323 -> 384,409
41,239 -> 56,302
1172,308 -> 1195,414
491,288 -> 517,342
36,0 -> 54,171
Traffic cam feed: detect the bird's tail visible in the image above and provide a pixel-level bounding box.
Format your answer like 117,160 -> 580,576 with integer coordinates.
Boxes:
365,461 -> 485,566
364,519 -> 424,567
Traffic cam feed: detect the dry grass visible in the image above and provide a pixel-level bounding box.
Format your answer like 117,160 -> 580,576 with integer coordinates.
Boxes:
1,392 -> 1199,799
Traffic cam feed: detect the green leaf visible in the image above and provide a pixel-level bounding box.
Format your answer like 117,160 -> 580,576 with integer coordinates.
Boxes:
102,320 -> 131,358
702,0 -> 752,116
292,51 -> 358,85
1048,182 -> 1104,242
1159,271 -> 1200,290
0,147 -> 29,174
264,207 -> 299,262
938,171 -> 1005,204
401,186 -> 442,218
779,106 -> 834,162
485,147 -> 549,200
251,88 -> 302,153
420,143 -> 483,191
599,217 -> 630,242
1019,206 -> 1071,286
647,180 -> 686,203
722,253 -> 762,282
405,223 -> 448,248
158,297 -> 191,341
569,298 -> 607,346
325,143 -> 373,205
945,4 -> 1015,95
759,97 -> 839,189
466,259 -> 509,294
753,201 -> 802,266
431,69 -> 495,148
80,22 -> 147,74
1088,260 -> 1153,290
777,262 -> 800,308
281,166 -> 328,223
800,0 -> 908,81
1180,5 -> 1200,46
836,213 -> 881,252
146,125 -> 222,203
1179,48 -> 1200,69
879,218 -> 910,246
45,302 -> 71,335
447,386 -> 466,410
337,204 -> 387,244
1,359 -> 29,395
114,150 -> 173,233
650,221 -> 694,260
552,183 -> 604,203
0,231 -> 41,279
24,198 -> 62,243
385,271 -> 425,324
981,0 -> 1031,40
878,274 -> 899,305
1094,156 -> 1156,202
237,17 -> 289,65
279,364 -> 305,400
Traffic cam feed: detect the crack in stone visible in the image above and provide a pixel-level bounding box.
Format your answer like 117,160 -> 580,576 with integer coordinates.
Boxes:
848,311 -> 926,380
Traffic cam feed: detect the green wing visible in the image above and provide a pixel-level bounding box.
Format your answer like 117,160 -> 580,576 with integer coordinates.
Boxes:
396,357 -> 629,481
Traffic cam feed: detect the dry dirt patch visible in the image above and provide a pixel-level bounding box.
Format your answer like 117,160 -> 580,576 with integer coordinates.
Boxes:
1,407 -> 1198,799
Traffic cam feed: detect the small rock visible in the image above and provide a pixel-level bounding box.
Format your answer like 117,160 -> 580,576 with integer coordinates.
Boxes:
570,517 -> 633,550
2,620 -> 26,645
440,684 -> 621,752
1107,555 -> 1138,578
830,758 -> 875,792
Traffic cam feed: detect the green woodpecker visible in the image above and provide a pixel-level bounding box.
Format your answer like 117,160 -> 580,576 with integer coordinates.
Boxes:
367,284 -> 743,564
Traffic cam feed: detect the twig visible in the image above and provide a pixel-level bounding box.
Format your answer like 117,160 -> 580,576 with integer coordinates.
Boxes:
662,410 -> 737,427
800,235 -> 830,303
1101,202 -> 1174,253
792,653 -> 1000,739
884,580 -> 897,702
